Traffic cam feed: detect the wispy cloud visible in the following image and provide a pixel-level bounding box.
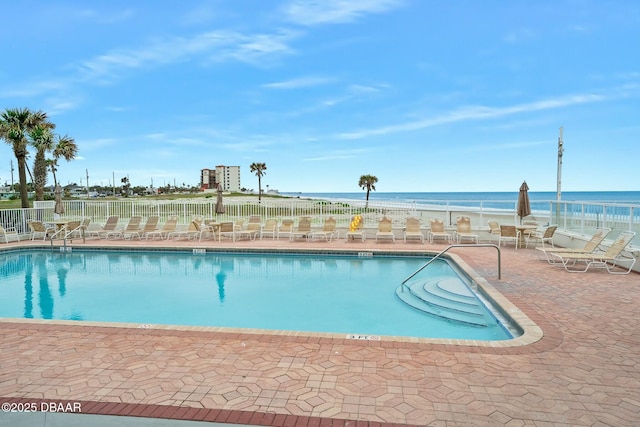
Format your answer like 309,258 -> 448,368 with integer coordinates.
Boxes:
284,0 -> 404,26
76,31 -> 249,80
263,76 -> 334,89
5,29 -> 298,100
338,92 -> 608,139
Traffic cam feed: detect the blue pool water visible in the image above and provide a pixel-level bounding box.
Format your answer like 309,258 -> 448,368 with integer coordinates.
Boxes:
0,249 -> 514,340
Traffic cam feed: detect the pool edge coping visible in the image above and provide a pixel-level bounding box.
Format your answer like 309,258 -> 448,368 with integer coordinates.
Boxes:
0,242 -> 544,348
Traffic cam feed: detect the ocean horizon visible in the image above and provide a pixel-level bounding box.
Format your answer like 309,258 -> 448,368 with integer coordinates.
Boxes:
282,191 -> 640,205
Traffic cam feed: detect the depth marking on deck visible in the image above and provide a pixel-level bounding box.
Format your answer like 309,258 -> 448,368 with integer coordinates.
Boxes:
346,334 -> 381,341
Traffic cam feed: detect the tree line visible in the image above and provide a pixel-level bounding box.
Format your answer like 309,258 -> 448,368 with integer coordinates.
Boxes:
0,107 -> 77,208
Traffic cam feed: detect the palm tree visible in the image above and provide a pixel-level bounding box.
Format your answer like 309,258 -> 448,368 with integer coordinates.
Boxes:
0,108 -> 50,207
358,174 -> 378,208
49,134 -> 78,188
249,162 -> 267,202
28,124 -> 56,201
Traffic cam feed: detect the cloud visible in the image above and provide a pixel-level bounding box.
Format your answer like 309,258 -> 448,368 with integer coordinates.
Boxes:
337,92 -> 608,139
284,0 -> 404,26
6,29 -> 298,100
263,76 -> 334,89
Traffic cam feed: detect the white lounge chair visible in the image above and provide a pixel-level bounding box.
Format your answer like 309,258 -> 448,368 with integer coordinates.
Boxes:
146,216 -> 178,240
548,231 -> 636,274
167,217 -> 202,240
260,219 -> 279,240
0,225 -> 21,243
106,216 -> 143,240
487,221 -> 501,244
428,219 -> 452,243
290,217 -> 312,241
403,217 -> 424,243
376,217 -> 395,243
236,216 -> 261,241
455,216 -> 479,244
277,219 -> 294,240
87,215 -> 119,239
309,217 -> 339,242
345,215 -> 365,242
536,228 -> 611,263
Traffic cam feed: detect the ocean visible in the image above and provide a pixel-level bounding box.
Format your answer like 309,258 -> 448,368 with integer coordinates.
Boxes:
282,191 -> 640,205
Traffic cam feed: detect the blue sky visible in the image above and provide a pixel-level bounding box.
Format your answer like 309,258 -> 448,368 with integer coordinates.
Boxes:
1,1 -> 639,193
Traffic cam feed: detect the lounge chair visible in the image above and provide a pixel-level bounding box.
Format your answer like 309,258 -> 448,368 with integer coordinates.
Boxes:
454,216 -> 479,244
403,217 -> 424,243
290,217 -> 312,241
277,219 -> 294,240
27,220 -> 55,241
376,217 -> 395,243
129,216 -> 160,240
309,217 -> 339,242
0,225 -> 21,243
237,216 -> 261,241
498,225 -> 520,249
167,217 -> 202,240
487,221 -> 501,243
548,231 -> 636,274
260,219 -> 278,240
106,216 -> 143,240
536,228 -> 611,263
87,215 -> 119,239
345,215 -> 365,242
428,219 -> 452,243
145,216 -> 178,240
525,225 -> 557,248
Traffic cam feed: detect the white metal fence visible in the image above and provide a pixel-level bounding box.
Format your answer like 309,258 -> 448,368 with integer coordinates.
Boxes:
0,198 -> 637,247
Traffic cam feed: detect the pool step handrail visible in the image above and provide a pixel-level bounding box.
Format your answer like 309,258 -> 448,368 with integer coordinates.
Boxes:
49,228 -> 68,252
401,244 -> 501,291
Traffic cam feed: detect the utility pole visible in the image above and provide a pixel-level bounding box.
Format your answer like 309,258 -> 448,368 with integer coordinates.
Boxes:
9,160 -> 15,193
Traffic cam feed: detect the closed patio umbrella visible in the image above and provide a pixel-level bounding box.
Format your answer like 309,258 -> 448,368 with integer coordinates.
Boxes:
215,184 -> 225,214
53,184 -> 65,216
517,181 -> 531,223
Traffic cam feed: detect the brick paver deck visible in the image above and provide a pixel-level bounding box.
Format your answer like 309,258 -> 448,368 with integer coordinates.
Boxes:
1,236 -> 638,426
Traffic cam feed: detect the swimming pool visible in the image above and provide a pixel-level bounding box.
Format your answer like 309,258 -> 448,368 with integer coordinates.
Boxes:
0,249 -> 518,341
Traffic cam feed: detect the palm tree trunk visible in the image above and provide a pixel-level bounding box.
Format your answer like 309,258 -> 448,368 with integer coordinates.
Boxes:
258,175 -> 262,202
17,155 -> 30,208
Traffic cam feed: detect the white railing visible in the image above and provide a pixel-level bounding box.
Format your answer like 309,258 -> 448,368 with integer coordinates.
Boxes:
0,198 -> 636,247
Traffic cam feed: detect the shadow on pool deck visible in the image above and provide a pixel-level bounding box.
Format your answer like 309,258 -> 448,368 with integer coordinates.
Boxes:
1,237 -> 639,426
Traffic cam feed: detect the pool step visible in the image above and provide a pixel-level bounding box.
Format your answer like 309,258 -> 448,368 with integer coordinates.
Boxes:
395,278 -> 490,327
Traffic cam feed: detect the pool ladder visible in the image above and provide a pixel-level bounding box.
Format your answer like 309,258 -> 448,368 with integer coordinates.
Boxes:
49,227 -> 86,252
400,244 -> 501,292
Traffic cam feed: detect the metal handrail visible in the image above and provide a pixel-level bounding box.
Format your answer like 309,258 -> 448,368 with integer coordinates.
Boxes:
401,244 -> 501,291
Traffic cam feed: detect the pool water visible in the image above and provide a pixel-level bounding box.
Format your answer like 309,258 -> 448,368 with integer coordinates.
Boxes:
0,250 -> 513,340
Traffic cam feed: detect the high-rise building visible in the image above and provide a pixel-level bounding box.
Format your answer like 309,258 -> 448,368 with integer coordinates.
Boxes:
200,166 -> 241,192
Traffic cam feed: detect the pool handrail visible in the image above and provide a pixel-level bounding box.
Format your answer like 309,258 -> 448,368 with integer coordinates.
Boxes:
401,244 -> 501,291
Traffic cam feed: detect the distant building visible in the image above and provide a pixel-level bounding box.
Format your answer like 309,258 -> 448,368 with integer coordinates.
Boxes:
200,166 -> 241,192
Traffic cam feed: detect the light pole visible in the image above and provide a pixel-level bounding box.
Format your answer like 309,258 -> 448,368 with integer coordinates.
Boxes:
556,126 -> 564,225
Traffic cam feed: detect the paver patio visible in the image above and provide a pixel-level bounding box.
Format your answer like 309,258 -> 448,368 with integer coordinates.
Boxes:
1,236 -> 639,426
